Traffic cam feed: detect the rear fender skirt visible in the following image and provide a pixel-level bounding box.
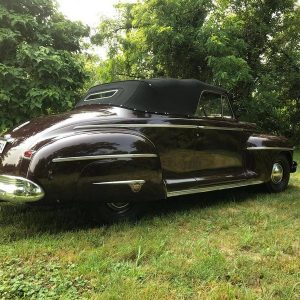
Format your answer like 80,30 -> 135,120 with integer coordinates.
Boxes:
78,156 -> 164,203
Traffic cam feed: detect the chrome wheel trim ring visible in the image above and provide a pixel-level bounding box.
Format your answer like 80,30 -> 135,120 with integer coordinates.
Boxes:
106,202 -> 131,213
271,162 -> 284,184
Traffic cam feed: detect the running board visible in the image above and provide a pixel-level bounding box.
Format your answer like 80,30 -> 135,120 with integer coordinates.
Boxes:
167,179 -> 264,198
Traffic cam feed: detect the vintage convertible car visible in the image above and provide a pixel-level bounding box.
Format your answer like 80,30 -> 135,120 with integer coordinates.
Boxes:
0,78 -> 297,221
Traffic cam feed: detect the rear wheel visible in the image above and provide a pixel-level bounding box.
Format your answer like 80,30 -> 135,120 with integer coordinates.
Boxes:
265,154 -> 290,193
89,201 -> 145,224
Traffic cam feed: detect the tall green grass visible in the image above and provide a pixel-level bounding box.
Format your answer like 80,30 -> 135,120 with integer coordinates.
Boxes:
0,151 -> 299,299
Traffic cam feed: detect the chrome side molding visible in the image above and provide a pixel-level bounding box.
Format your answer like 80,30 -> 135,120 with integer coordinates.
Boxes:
52,153 -> 158,163
247,147 -> 295,151
93,179 -> 146,193
74,124 -> 246,131
197,125 -> 244,131
167,179 -> 264,197
75,124 -> 198,130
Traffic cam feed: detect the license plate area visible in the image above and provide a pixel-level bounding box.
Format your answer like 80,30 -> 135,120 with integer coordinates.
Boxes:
0,140 -> 7,154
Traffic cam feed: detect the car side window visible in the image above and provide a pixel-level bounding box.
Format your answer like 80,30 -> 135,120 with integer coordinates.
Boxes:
84,89 -> 118,102
195,91 -> 233,119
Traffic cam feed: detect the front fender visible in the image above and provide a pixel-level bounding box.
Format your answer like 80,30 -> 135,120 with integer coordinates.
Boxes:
28,130 -> 165,203
245,134 -> 294,181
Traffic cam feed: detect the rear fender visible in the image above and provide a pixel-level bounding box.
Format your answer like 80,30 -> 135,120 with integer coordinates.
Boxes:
28,131 -> 165,203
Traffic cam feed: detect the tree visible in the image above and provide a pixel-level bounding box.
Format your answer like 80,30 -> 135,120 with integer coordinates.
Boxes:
205,0 -> 300,139
0,0 -> 89,130
93,0 -> 300,142
92,0 -> 213,81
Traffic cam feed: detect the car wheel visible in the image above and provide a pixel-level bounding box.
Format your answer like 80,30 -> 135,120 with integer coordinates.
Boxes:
265,154 -> 290,193
90,201 -> 145,224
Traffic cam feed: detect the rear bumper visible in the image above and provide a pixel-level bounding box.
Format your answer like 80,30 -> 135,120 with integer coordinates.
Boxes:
0,175 -> 44,204
291,161 -> 298,173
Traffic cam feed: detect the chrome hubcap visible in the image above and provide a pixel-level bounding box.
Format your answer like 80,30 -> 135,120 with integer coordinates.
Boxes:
271,162 -> 284,184
106,202 -> 131,212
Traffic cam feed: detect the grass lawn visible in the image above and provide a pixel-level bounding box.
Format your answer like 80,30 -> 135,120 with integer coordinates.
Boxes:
0,151 -> 299,299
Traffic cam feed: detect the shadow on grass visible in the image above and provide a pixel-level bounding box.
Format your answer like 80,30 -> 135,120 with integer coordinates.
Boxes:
0,184 -> 271,239
153,186 -> 261,210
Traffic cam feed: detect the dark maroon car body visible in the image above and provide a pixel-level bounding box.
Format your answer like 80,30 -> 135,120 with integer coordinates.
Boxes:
0,79 -> 297,220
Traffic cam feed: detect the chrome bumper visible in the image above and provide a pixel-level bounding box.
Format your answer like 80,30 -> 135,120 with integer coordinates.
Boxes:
0,175 -> 44,204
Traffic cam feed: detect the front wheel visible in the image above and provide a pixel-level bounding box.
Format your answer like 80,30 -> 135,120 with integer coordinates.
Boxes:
265,154 -> 290,193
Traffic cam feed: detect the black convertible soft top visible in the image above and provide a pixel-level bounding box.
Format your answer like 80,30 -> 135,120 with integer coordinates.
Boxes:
76,78 -> 227,116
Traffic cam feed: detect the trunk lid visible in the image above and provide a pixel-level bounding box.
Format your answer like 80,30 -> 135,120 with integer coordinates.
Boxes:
0,105 -> 128,175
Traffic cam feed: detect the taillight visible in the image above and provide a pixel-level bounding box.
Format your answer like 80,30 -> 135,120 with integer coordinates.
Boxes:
23,150 -> 35,159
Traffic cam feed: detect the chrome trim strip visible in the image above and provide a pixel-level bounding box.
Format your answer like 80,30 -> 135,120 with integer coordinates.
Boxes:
167,179 -> 264,197
75,124 -> 198,129
74,124 -> 245,131
197,125 -> 244,131
165,178 -> 197,185
247,147 -> 295,151
12,121 -> 30,132
93,180 -> 145,185
52,153 -> 158,163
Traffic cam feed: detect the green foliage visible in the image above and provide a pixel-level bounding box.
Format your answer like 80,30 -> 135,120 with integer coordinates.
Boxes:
92,0 -> 213,80
205,0 -> 300,140
93,0 -> 300,142
0,0 -> 89,130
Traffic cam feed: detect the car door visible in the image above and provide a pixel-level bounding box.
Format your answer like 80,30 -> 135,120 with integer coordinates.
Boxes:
139,119 -> 199,192
192,91 -> 247,186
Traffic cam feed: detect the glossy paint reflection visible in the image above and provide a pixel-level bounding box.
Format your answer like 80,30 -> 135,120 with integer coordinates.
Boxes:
0,104 -> 296,205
